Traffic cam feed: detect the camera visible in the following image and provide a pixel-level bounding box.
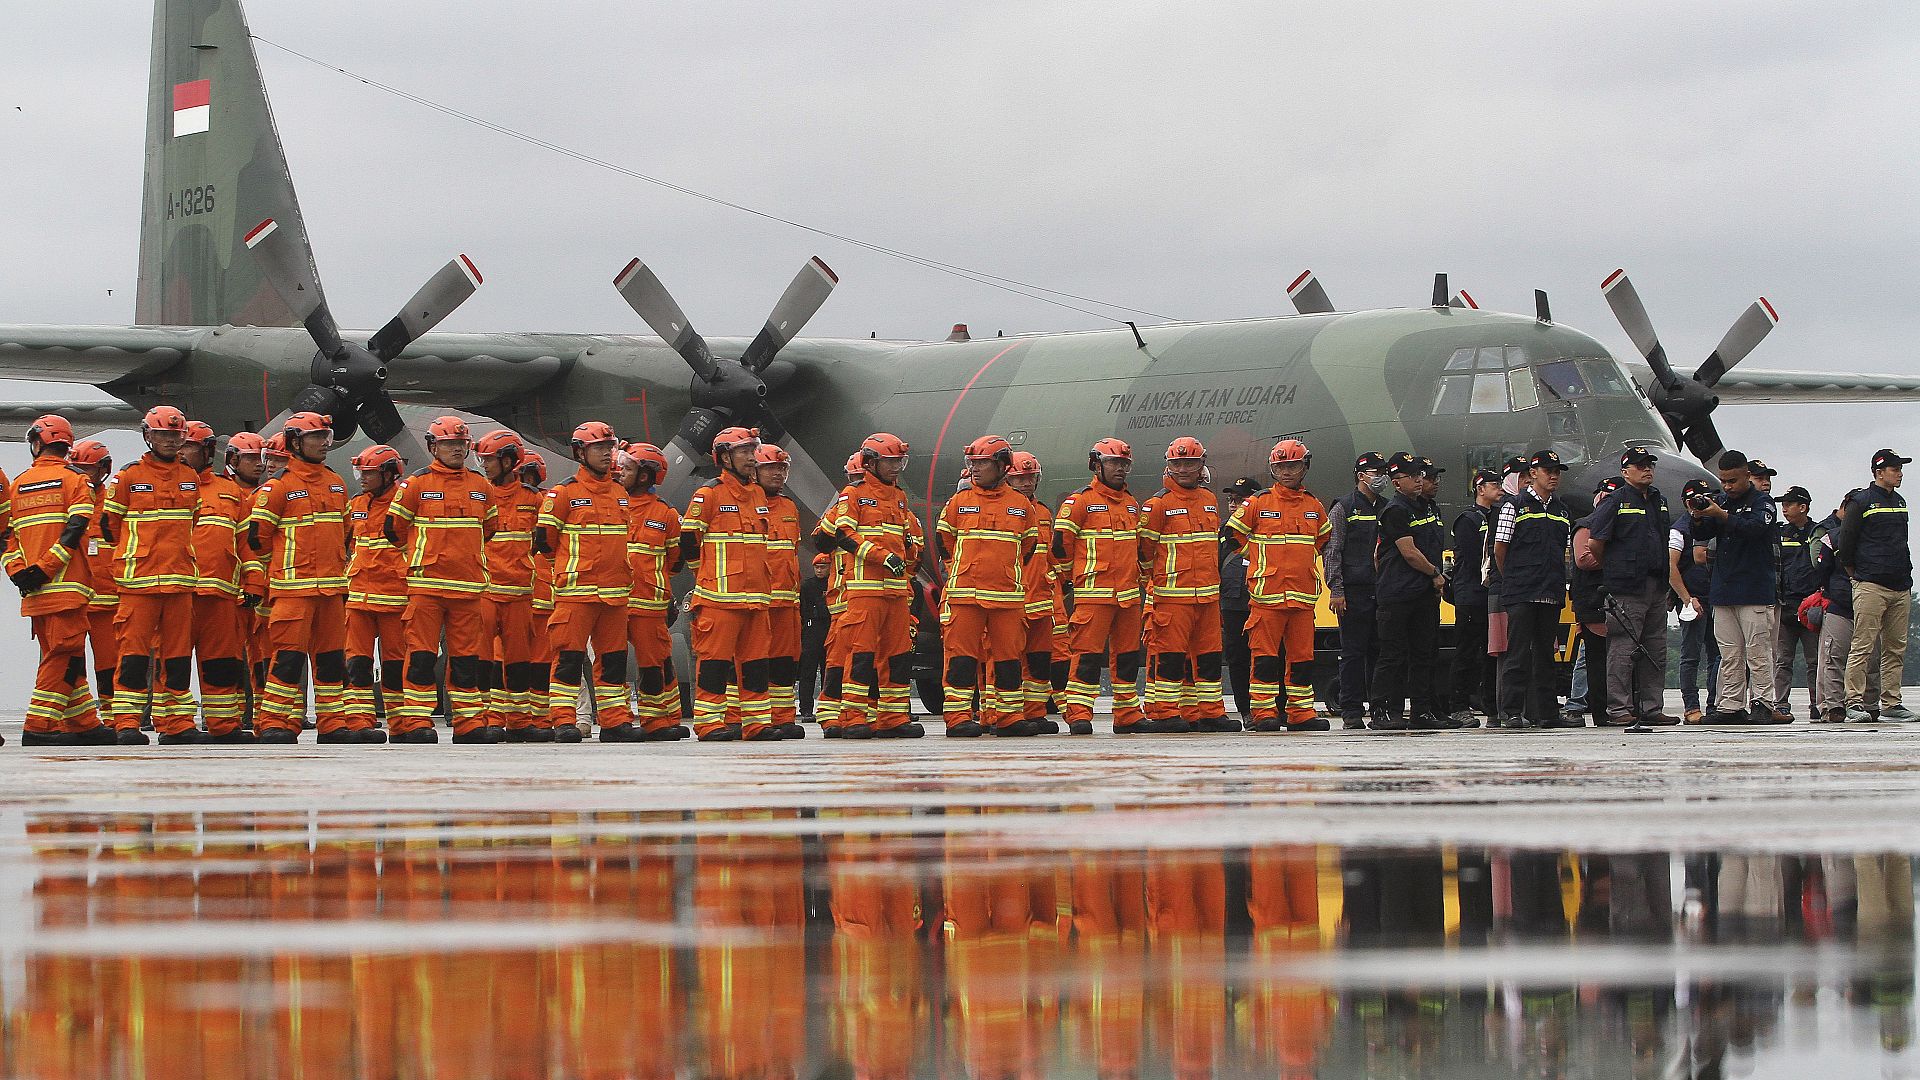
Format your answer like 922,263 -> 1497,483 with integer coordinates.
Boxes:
1688,494 -> 1713,512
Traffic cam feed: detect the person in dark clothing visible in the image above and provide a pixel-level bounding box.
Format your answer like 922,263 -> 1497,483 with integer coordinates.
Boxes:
1494,450 -> 1574,729
1585,446 -> 1681,726
1571,477 -> 1622,728
1481,455 -> 1530,728
1811,491 -> 1864,722
1771,486 -> 1822,719
1447,469 -> 1500,724
1837,448 -> 1912,721
1691,449 -> 1781,724
1370,452 -> 1449,730
1326,452 -> 1388,729
1672,479 -> 1719,721
1218,476 -> 1259,720
797,554 -> 833,721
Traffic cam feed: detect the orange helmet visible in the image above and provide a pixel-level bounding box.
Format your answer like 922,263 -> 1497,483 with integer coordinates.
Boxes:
225,431 -> 266,460
27,414 -> 75,449
474,429 -> 525,460
570,421 -> 617,449
711,425 -> 761,464
351,445 -> 404,475
844,452 -> 865,478
1008,451 -> 1041,477
1089,437 -> 1132,470
627,442 -> 669,480
282,411 -> 332,438
860,432 -> 909,462
753,444 -> 792,467
964,434 -> 1013,460
425,416 -> 472,445
263,432 -> 291,460
519,449 -> 548,485
182,420 -> 216,447
1269,439 -> 1311,466
70,439 -> 111,468
1166,436 -> 1207,461
141,405 -> 188,434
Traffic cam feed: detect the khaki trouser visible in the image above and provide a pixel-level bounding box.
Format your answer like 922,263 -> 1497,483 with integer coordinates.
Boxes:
1713,604 -> 1775,712
1845,581 -> 1910,709
1816,610 -> 1855,715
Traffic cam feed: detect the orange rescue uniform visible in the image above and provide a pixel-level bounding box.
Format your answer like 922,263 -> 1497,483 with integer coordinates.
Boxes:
485,479 -> 545,733
764,489 -> 803,728
345,488 -> 407,729
815,477 -> 923,732
387,461 -> 498,736
4,458 -> 105,737
937,481 -> 1038,731
682,471 -> 774,738
101,453 -> 202,735
1225,485 -> 1331,727
191,468 -> 257,736
1054,480 -> 1145,726
246,457 -> 356,735
625,489 -> 682,734
539,467 -> 632,730
81,488 -> 121,722
1138,483 -> 1227,727
1021,500 -> 1058,720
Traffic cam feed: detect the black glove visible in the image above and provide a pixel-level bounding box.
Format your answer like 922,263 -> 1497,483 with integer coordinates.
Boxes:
10,566 -> 50,595
666,599 -> 680,628
243,590 -> 266,609
883,553 -> 907,577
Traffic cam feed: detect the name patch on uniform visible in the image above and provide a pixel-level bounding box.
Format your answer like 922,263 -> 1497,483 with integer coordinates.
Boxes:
1087,504 -> 1109,512
179,481 -> 197,491
352,511 -> 368,521
330,485 -> 346,494
569,498 -> 592,508
1008,507 -> 1027,517
1305,511 -> 1320,520
718,505 -> 739,513
130,484 -> 154,494
1165,508 -> 1188,517
421,491 -> 445,500
644,519 -> 665,529
469,491 -> 488,500
18,480 -> 59,494
858,498 -> 879,507
1259,510 -> 1282,519
286,490 -> 309,501
958,506 -> 980,514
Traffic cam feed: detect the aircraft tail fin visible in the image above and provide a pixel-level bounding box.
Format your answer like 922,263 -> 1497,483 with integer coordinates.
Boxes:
135,0 -> 326,328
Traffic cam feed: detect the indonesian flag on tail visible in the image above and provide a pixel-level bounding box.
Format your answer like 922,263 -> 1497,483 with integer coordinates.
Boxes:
172,79 -> 211,137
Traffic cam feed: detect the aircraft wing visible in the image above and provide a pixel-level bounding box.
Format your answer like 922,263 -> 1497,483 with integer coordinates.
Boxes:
1708,368 -> 1920,405
0,401 -> 143,439
0,326 -> 201,384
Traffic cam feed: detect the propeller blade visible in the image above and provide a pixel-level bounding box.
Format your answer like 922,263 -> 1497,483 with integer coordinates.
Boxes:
1601,269 -> 1682,389
739,257 -> 838,374
1693,298 -> 1779,388
614,259 -> 718,382
767,426 -> 840,520
355,392 -> 429,467
1286,270 -> 1333,315
367,255 -> 483,362
244,218 -> 342,354
1680,414 -> 1725,463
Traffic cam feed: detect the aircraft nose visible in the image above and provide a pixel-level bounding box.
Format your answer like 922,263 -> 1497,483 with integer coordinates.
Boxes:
1568,450 -> 1715,508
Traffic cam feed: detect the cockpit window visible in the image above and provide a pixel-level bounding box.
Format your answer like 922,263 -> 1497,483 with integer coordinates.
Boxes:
1445,347 -> 1475,372
1536,359 -> 1589,399
1580,358 -> 1632,396
1507,368 -> 1539,411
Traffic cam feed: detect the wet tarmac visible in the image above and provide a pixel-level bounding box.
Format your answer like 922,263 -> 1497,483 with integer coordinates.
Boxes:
3,713 -> 1919,1077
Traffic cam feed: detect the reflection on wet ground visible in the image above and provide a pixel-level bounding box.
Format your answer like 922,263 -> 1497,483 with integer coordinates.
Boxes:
5,807 -> 1916,1078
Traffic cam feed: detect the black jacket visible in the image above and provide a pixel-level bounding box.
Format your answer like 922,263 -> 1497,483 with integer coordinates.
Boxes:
1837,485 -> 1912,591
1693,487 -> 1777,607
1450,504 -> 1492,608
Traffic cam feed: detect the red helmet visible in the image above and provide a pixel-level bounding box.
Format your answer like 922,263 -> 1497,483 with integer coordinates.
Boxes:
182,420 -> 216,446
711,425 -> 761,464
1166,436 -> 1207,461
1007,451 -> 1042,477
519,449 -> 549,485
70,439 -> 111,468
27,414 -> 75,449
1269,439 -> 1311,466
753,444 -> 792,467
963,435 -> 1014,462
141,405 -> 188,434
474,429 -> 525,460
425,416 -> 472,445
627,442 -> 669,480
844,452 -> 865,478
1089,438 -> 1132,470
263,432 -> 291,460
351,445 -> 404,475
860,432 -> 909,462
225,431 -> 266,459
570,421 -> 617,449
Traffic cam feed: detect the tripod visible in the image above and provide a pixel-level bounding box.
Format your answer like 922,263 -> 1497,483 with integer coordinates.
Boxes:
1600,587 -> 1667,735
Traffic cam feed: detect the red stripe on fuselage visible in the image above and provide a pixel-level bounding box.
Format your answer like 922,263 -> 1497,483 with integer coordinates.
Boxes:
925,342 -> 1021,523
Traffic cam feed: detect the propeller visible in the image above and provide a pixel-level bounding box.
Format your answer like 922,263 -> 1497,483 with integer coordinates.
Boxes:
613,257 -> 842,515
1601,269 -> 1778,463
244,217 -> 480,459
1286,270 -> 1333,315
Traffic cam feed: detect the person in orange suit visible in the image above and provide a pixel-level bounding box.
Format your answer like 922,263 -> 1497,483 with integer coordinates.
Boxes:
812,452 -> 866,735
98,405 -> 202,742
1006,450 -> 1070,733
937,435 -> 1041,736
1139,436 -> 1234,733
1057,437 -> 1147,732
476,430 -> 548,740
385,416 -> 499,743
754,443 -> 808,740
813,432 -> 925,739
344,444 -> 408,737
246,432 -> 291,707
184,421 -> 261,743
69,439 -> 124,735
521,449 -> 556,731
1223,439 -> 1332,731
246,412 -> 370,743
537,421 -> 634,742
4,416 -> 113,745
682,426 -> 775,742
617,441 -> 686,740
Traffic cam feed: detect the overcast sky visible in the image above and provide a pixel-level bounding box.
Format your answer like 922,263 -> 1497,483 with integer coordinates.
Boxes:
0,2 -> 1914,682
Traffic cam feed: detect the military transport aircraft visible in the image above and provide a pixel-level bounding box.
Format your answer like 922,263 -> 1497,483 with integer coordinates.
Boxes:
7,0 -> 1919,557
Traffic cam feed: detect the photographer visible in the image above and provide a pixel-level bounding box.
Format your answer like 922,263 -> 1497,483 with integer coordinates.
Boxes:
1691,449 -> 1780,724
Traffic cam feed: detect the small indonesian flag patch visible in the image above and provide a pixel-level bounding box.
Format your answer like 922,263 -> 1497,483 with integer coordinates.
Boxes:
172,79 -> 211,137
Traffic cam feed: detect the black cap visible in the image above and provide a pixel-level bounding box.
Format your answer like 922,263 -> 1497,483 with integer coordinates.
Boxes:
1418,456 -> 1444,477
1746,457 -> 1778,477
1386,451 -> 1422,478
1501,455 -> 1529,478
1472,468 -> 1501,487
1595,475 -> 1624,495
1874,449 -> 1912,470
1683,478 -> 1715,499
1780,485 -> 1812,505
1844,486 -> 1864,506
1527,449 -> 1570,473
1223,476 -> 1261,499
1620,446 -> 1658,468
1353,452 -> 1387,474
